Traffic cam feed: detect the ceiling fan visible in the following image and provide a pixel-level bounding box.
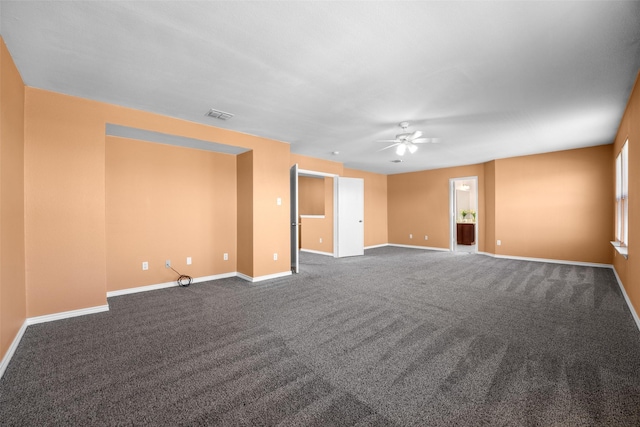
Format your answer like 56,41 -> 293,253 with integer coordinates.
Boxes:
377,121 -> 438,155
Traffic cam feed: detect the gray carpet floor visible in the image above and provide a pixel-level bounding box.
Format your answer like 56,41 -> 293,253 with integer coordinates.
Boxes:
2,247 -> 640,426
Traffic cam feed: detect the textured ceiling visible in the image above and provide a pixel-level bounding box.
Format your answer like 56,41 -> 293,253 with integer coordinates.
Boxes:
2,1 -> 639,174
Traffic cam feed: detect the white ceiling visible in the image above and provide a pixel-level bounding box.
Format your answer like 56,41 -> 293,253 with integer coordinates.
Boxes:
2,1 -> 639,174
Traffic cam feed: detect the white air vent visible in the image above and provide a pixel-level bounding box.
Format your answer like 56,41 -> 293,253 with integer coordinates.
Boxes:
390,159 -> 403,163
205,108 -> 234,120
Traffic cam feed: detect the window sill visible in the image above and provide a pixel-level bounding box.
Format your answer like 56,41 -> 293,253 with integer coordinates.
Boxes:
611,241 -> 628,259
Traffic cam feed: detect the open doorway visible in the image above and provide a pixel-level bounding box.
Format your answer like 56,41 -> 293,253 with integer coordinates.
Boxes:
449,176 -> 478,253
290,167 -> 338,273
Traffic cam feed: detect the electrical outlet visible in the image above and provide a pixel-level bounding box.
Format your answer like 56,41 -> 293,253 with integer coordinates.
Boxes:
277,197 -> 282,206
497,240 -> 502,246
409,234 -> 413,239
319,237 -> 323,243
424,235 -> 428,240
165,259 -> 171,268
142,261 -> 148,271
223,253 -> 228,261
273,253 -> 278,261
186,257 -> 192,265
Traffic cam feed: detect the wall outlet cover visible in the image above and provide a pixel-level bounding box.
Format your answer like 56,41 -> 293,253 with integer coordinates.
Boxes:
165,259 -> 171,268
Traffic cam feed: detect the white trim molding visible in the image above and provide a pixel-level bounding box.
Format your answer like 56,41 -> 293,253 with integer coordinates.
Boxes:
238,271 -> 292,283
388,243 -> 450,252
0,321 -> 28,379
300,249 -> 333,256
26,304 -> 110,326
364,243 -> 389,250
612,267 -> 640,333
479,252 -> 612,269
298,169 -> 338,178
106,272 -> 237,298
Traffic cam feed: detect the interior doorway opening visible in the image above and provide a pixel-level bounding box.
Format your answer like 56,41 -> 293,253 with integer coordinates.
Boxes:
449,176 -> 478,253
290,167 -> 338,273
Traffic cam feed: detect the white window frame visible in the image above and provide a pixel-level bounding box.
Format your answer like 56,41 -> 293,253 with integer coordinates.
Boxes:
613,140 -> 629,257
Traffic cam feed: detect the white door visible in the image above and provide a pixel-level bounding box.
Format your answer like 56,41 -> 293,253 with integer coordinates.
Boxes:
290,164 -> 299,273
335,177 -> 364,257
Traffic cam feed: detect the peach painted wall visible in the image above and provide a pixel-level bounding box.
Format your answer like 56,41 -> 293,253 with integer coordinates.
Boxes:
483,161 -> 496,254
0,37 -> 26,361
24,87 -> 291,317
613,72 -> 640,318
388,164 -> 485,251
494,145 -> 613,264
344,168 -> 388,248
237,151 -> 253,277
290,153 -> 344,176
300,177 -> 334,254
106,137 -> 237,291
299,176 -> 325,215
251,149 -> 291,278
25,90 -> 110,316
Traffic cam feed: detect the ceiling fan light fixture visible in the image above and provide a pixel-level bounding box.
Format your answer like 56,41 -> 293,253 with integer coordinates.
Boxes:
376,121 -> 438,156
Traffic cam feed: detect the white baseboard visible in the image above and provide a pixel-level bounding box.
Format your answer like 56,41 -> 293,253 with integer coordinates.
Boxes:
479,252 -> 612,269
106,272 -> 237,297
237,270 -> 292,283
0,320 -> 28,380
364,243 -> 389,250
1,304 -> 110,380
26,304 -> 110,326
300,249 -> 334,256
611,267 -> 640,333
388,243 -> 450,252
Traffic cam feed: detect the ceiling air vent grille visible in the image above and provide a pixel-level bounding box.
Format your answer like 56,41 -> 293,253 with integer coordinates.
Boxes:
205,108 -> 234,120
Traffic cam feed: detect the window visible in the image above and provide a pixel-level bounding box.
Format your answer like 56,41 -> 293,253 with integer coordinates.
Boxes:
616,140 -> 629,246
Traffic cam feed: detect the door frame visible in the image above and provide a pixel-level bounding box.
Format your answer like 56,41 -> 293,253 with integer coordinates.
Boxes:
292,169 -> 339,267
449,176 -> 479,252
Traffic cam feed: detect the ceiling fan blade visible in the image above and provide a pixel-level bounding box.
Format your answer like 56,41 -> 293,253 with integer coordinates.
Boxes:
376,139 -> 401,143
377,142 -> 400,152
407,130 -> 423,141
412,137 -> 440,144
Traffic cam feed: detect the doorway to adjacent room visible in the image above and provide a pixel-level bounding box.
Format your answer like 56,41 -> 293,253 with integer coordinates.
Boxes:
449,176 -> 478,253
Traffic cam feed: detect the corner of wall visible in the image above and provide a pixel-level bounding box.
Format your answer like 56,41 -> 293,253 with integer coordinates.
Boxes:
237,150 -> 254,277
483,161 -> 496,254
0,36 -> 27,365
